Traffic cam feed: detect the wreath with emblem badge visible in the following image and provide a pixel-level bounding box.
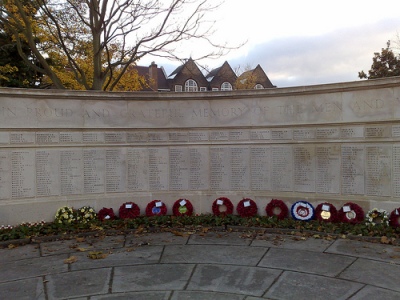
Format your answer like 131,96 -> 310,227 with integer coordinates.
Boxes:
172,198 -> 194,216
145,200 -> 167,217
315,202 -> 338,223
338,202 -> 364,224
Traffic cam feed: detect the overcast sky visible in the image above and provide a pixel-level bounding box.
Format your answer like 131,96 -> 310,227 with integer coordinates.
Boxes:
141,0 -> 400,88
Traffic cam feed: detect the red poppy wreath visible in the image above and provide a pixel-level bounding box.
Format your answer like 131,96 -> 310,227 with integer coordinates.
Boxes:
315,202 -> 338,223
265,199 -> 288,220
145,200 -> 167,217
172,198 -> 194,216
118,202 -> 140,219
389,207 -> 400,227
98,207 -> 115,221
212,197 -> 234,216
236,198 -> 258,217
338,202 -> 364,224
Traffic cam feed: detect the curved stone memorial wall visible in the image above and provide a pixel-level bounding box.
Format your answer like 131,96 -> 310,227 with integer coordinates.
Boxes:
1,77 -> 400,224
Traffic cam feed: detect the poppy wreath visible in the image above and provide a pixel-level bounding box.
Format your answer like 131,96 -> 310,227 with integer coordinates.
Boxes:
291,201 -> 315,221
315,202 -> 338,223
389,207 -> 400,227
236,198 -> 258,217
265,199 -> 288,220
172,198 -> 194,216
145,200 -> 167,217
98,207 -> 115,221
118,202 -> 140,219
212,197 -> 234,216
338,202 -> 364,224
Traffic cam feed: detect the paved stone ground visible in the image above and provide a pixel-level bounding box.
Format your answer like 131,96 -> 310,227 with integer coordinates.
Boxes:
1,230 -> 400,299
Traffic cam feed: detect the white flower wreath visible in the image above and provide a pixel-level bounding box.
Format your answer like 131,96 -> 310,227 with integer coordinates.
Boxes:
55,206 -> 75,224
365,208 -> 389,226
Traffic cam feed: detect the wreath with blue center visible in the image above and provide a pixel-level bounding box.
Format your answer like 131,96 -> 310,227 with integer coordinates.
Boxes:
291,201 -> 314,221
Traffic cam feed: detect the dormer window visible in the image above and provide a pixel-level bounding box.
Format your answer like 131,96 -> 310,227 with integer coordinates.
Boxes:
185,79 -> 198,92
254,84 -> 264,89
221,82 -> 233,91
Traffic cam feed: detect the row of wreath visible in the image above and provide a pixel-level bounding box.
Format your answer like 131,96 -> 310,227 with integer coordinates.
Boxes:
55,198 -> 400,228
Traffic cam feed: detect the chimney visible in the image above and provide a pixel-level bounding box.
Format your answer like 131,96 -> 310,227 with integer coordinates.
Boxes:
149,62 -> 158,91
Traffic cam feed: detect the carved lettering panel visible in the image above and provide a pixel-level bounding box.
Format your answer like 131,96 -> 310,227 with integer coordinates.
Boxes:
341,145 -> 365,195
365,145 -> 391,196
315,145 -> 341,194
271,146 -> 293,191
293,145 -> 315,192
0,151 -> 10,199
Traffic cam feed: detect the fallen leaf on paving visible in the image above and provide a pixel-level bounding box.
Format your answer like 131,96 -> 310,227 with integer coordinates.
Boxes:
171,230 -> 187,237
87,251 -> 108,259
76,247 -> 88,252
64,256 -> 78,264
7,244 -> 16,249
75,237 -> 85,243
381,236 -> 390,244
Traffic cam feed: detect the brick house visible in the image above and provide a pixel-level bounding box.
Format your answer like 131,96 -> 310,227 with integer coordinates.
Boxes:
134,60 -> 275,92
134,62 -> 170,91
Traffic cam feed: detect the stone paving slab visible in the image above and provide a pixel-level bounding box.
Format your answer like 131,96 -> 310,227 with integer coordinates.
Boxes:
251,233 -> 334,252
161,244 -> 267,265
326,239 -> 400,264
70,245 -> 163,271
0,277 -> 45,300
171,290 -> 245,299
125,232 -> 189,246
339,258 -> 400,292
112,264 -> 195,293
0,243 -> 40,261
188,231 -> 253,246
258,247 -> 355,276
349,285 -> 400,300
40,235 -> 125,256
46,268 -> 111,299
0,254 -> 68,282
265,271 -> 363,300
1,232 -> 400,299
186,264 -> 281,297
92,291 -> 172,299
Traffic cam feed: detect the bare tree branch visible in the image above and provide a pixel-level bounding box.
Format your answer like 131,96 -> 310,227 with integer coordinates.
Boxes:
0,0 -> 242,90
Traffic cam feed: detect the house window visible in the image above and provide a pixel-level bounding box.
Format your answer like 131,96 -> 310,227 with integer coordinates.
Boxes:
200,87 -> 207,92
212,88 -> 219,91
185,79 -> 198,92
175,85 -> 182,92
254,84 -> 264,89
221,82 -> 233,91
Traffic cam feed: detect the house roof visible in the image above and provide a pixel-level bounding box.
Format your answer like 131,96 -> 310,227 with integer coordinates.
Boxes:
134,65 -> 169,91
237,64 -> 276,88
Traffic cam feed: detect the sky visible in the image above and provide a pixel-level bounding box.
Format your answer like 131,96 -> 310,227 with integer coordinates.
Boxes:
140,0 -> 400,88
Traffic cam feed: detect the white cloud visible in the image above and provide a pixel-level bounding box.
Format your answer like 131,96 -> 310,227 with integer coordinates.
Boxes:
142,0 -> 400,87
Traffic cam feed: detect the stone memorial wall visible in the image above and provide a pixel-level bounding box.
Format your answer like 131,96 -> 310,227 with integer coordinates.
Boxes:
1,77 -> 400,224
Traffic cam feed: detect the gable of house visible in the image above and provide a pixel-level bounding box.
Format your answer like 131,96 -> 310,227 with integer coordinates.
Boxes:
168,58 -> 209,91
206,61 -> 237,91
251,64 -> 275,88
237,64 -> 276,89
